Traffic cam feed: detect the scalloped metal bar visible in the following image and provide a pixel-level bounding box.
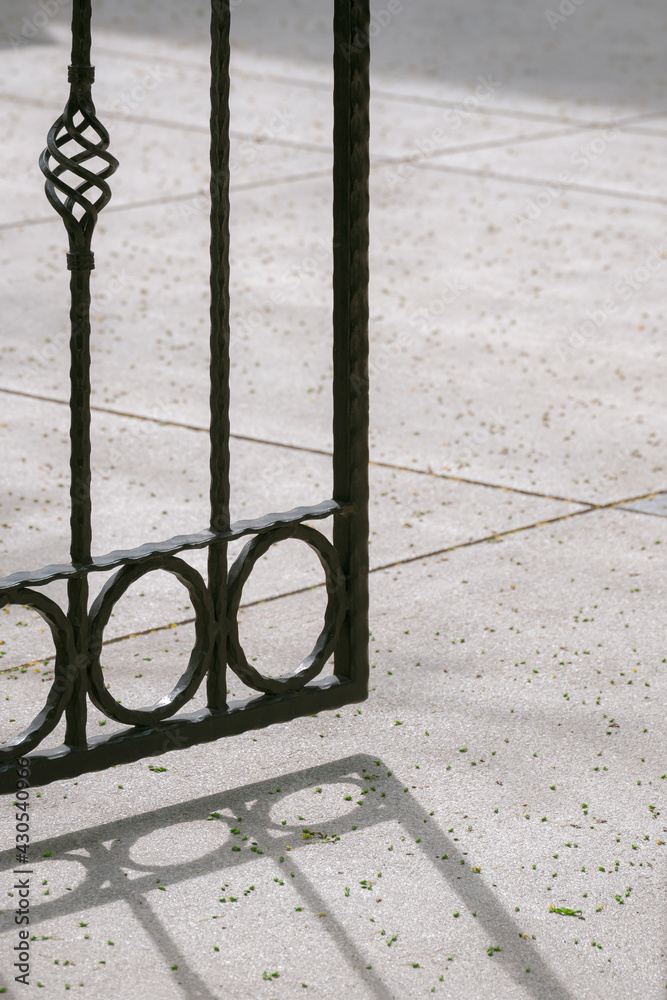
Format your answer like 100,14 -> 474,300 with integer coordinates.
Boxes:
0,500 -> 348,594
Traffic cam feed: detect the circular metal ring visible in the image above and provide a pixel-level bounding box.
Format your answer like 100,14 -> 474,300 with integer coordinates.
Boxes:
0,588 -> 77,760
88,555 -> 215,726
226,524 -> 347,695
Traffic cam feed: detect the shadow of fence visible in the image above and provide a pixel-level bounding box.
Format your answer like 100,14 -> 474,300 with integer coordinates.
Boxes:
1,753 -> 575,999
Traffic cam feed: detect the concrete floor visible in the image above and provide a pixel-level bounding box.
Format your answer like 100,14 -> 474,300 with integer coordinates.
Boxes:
0,1 -> 665,997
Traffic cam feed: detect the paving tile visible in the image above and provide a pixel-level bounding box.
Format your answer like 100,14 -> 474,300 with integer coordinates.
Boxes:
0,507 -> 664,998
1,3 -> 666,997
369,165 -> 667,503
3,19 -> 666,505
0,187 -> 336,447
4,160 -> 666,506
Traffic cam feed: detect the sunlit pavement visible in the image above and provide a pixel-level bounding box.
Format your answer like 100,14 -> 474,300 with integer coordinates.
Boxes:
0,3 -> 665,997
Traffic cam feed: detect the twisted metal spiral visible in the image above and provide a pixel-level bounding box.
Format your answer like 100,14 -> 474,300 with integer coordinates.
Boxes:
39,66 -> 118,270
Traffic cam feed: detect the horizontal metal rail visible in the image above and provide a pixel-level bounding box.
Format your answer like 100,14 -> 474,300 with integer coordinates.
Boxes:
0,500 -> 350,593
0,675 -> 359,795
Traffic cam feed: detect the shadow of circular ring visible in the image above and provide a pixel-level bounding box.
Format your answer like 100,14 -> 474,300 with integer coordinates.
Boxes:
88,555 -> 215,726
0,587 -> 77,760
226,523 -> 347,695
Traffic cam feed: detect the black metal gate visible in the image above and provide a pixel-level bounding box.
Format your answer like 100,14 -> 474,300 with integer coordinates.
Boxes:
0,0 -> 369,793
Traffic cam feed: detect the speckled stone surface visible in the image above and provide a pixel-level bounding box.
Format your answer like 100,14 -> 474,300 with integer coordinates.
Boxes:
0,1 -> 666,998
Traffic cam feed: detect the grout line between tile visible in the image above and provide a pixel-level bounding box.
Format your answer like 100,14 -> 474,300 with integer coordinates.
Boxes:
0,168 -> 334,233
0,385 -> 594,506
0,91 -> 331,155
414,158 -> 667,207
4,145 -> 667,237
370,90 -> 667,130
368,460 -> 587,505
371,112 -> 667,170
365,492 -> 660,573
3,490 -> 658,673
619,124 -> 667,139
379,126 -> 591,165
0,90 -> 589,159
69,44 -> 667,133
614,500 -> 667,519
7,90 -> 658,173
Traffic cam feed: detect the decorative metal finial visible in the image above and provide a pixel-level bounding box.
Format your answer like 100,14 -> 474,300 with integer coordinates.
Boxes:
39,0 -> 118,270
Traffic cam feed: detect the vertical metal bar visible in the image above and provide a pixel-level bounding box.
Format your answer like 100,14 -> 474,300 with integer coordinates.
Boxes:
207,0 -> 232,711
68,269 -> 93,571
332,0 -> 370,692
66,269 -> 91,745
66,0 -> 94,745
70,0 -> 92,66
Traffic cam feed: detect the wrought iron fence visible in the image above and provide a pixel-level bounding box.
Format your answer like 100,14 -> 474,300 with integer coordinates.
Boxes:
0,0 -> 370,793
